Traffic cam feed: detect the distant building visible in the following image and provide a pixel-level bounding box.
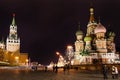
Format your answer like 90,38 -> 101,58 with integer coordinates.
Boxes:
72,7 -> 119,65
0,14 -> 28,65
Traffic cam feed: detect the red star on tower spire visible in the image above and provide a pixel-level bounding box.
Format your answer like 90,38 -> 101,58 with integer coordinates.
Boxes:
13,13 -> 15,17
12,13 -> 16,25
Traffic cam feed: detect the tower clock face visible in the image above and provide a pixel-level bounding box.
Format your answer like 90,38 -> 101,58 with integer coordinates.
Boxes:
11,34 -> 16,39
10,30 -> 15,34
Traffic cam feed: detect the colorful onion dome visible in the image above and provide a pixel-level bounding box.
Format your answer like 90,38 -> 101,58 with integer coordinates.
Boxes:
109,32 -> 115,37
76,30 -> 83,35
84,34 -> 92,42
76,22 -> 83,35
94,22 -> 106,34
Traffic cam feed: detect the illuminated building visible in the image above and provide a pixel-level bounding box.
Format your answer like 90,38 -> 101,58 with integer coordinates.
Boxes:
0,14 -> 28,65
6,14 -> 20,52
72,7 -> 119,65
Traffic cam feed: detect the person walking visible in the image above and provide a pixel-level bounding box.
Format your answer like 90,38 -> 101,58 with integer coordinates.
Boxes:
63,65 -> 66,74
102,65 -> 108,79
53,65 -> 55,72
44,66 -> 47,72
112,66 -> 116,79
115,66 -> 119,79
66,64 -> 70,74
55,65 -> 58,73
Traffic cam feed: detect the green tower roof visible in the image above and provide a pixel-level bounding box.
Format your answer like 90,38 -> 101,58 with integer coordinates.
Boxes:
76,30 -> 83,35
12,13 -> 16,25
109,32 -> 115,37
84,34 -> 92,42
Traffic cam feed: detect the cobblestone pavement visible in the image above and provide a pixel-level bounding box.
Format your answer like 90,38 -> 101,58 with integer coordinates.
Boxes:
0,69 -> 119,80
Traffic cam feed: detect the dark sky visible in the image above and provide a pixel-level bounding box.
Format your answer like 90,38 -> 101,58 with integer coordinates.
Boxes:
0,0 -> 120,65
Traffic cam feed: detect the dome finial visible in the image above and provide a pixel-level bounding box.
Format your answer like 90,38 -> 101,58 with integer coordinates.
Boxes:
90,8 -> 94,14
90,1 -> 94,14
78,21 -> 80,30
89,3 -> 95,23
98,16 -> 101,23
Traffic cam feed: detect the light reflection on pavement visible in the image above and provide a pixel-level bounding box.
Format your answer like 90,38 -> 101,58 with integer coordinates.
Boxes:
0,67 -> 119,80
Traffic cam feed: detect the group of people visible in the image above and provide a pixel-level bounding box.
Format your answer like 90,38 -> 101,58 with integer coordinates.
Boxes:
53,65 -> 58,73
102,64 -> 119,79
52,64 -> 70,74
63,64 -> 70,74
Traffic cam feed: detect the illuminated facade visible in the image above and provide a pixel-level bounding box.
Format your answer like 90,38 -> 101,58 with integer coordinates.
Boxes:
72,7 -> 119,65
0,14 -> 28,65
6,14 -> 20,52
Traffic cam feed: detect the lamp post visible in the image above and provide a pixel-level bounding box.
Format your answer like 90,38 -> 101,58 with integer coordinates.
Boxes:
56,52 -> 60,56
15,56 -> 19,65
26,59 -> 29,66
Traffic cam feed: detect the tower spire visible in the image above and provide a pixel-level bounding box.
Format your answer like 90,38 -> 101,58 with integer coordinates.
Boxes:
12,13 -> 16,25
89,5 -> 95,23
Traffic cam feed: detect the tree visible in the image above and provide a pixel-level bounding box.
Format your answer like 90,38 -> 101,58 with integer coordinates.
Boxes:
80,49 -> 89,56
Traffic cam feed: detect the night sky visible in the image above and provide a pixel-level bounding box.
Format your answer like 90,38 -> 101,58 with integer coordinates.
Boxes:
0,0 -> 120,65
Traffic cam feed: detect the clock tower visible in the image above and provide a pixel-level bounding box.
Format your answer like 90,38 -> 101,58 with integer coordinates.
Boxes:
6,14 -> 20,52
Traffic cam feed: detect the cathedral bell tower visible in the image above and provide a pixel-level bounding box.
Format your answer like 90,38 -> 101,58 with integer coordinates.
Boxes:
75,22 -> 84,53
6,14 -> 20,52
87,6 -> 98,50
87,7 -> 97,36
74,22 -> 84,65
94,22 -> 107,53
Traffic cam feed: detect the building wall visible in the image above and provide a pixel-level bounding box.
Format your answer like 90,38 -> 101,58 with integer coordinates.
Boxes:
19,53 -> 28,65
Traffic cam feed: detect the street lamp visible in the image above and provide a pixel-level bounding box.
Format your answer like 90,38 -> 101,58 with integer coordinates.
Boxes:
26,59 -> 28,62
15,56 -> 19,65
15,56 -> 19,60
67,45 -> 72,49
26,59 -> 29,66
56,52 -> 60,56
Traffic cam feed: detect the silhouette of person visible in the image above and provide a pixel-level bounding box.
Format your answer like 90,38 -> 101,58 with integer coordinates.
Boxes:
63,64 -> 67,74
66,64 -> 70,73
53,65 -> 55,72
55,65 -> 58,73
102,65 -> 108,79
45,66 -> 47,72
